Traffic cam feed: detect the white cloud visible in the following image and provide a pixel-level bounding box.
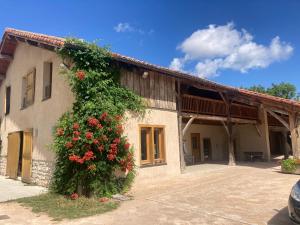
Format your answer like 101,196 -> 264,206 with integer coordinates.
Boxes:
114,23 -> 154,35
170,23 -> 293,78
114,23 -> 134,33
169,58 -> 185,71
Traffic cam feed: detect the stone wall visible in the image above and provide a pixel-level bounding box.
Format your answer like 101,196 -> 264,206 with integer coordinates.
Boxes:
31,160 -> 55,187
0,156 -> 6,175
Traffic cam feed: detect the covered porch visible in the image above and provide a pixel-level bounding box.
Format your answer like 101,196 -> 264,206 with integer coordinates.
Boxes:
176,81 -> 300,170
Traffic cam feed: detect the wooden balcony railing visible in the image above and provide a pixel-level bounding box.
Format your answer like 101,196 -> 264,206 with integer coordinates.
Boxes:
181,94 -> 258,120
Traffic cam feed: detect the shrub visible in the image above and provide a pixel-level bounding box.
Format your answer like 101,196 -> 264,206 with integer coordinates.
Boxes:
51,39 -> 144,197
281,158 -> 297,173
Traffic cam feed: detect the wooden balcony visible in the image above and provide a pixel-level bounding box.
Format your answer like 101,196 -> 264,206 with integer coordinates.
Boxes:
181,94 -> 258,120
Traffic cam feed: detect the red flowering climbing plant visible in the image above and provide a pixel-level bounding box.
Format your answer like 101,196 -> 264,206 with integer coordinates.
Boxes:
52,38 -> 144,197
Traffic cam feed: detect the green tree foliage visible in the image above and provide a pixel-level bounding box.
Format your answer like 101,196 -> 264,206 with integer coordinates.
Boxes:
51,39 -> 144,197
246,82 -> 297,100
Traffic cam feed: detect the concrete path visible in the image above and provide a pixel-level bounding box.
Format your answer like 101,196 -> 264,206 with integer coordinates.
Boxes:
0,162 -> 299,224
0,176 -> 47,202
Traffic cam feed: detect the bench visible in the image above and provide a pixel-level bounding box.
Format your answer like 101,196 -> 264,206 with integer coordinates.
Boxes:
244,152 -> 264,162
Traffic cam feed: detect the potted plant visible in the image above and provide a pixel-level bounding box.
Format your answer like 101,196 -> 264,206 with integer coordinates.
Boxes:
281,158 -> 297,174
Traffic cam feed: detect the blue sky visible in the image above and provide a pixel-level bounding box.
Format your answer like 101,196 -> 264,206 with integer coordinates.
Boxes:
0,0 -> 299,90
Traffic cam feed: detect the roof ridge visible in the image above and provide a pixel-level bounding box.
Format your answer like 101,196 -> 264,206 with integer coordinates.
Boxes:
1,28 -> 300,108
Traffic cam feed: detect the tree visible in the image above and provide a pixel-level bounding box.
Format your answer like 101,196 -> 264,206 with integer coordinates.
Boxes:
247,85 -> 267,94
246,82 -> 297,100
267,83 -> 296,99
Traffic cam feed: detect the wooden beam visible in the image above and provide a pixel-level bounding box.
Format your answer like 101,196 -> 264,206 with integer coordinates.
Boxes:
255,124 -> 262,137
221,121 -> 229,136
266,109 -> 289,130
182,116 -> 195,136
181,112 -> 257,124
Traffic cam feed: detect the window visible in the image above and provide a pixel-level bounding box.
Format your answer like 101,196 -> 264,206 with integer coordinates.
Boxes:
5,86 -> 11,115
140,125 -> 165,165
203,138 -> 212,160
43,62 -> 52,100
21,69 -> 36,109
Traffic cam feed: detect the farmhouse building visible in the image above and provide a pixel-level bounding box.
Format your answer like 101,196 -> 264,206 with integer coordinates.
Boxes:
0,28 -> 300,186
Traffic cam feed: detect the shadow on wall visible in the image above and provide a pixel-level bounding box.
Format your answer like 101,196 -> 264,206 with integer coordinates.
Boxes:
267,206 -> 293,225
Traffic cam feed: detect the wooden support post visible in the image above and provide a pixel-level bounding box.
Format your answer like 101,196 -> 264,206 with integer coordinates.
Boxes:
177,80 -> 186,172
227,121 -> 236,166
289,112 -> 299,159
260,106 -> 271,161
222,92 -> 236,166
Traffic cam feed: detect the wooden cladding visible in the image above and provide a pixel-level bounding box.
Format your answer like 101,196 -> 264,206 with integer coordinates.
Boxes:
182,94 -> 258,120
120,69 -> 176,110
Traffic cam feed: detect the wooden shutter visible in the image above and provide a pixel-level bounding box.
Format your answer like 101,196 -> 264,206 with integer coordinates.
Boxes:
6,132 -> 21,179
21,131 -> 33,183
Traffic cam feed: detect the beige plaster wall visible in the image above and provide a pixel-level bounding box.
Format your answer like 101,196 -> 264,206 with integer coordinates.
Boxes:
124,108 -> 181,183
0,42 -> 74,162
183,124 -> 228,161
235,124 -> 268,160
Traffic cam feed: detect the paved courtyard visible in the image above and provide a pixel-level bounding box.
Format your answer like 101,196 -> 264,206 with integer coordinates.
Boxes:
0,162 -> 299,225
0,176 -> 47,202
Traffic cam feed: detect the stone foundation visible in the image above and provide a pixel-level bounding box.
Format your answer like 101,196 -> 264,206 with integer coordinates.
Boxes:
31,160 -> 55,187
0,156 -> 7,176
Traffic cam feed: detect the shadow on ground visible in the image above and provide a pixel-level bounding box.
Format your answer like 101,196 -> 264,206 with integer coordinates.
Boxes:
267,207 -> 294,225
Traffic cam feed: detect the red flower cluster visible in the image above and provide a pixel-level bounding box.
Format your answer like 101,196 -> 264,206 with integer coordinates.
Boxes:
73,131 -> 80,136
76,70 -> 85,80
115,115 -> 122,121
124,142 -> 130,150
70,193 -> 79,200
100,112 -> 108,120
116,125 -> 123,135
83,150 -> 95,161
107,143 -> 118,161
85,132 -> 93,140
93,139 -> 99,145
69,154 -> 80,161
98,145 -> 104,152
72,137 -> 80,142
88,117 -> 99,127
120,153 -> 134,171
69,151 -> 95,164
65,142 -> 73,149
73,123 -> 80,130
56,128 -> 64,136
113,138 -> 120,144
99,197 -> 109,202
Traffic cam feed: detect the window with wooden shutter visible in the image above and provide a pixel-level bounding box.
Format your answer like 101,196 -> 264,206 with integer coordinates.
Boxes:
5,86 -> 11,115
42,62 -> 52,100
140,125 -> 166,166
21,69 -> 36,109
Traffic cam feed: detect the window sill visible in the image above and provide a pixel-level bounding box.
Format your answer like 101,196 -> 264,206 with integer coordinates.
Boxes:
20,104 -> 33,111
140,162 -> 167,168
42,97 -> 51,102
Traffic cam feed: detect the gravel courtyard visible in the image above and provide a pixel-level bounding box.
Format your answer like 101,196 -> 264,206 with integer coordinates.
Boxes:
0,162 -> 298,225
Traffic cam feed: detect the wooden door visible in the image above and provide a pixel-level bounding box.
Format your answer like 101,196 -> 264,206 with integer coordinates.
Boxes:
191,133 -> 201,163
6,132 -> 21,179
21,131 -> 33,183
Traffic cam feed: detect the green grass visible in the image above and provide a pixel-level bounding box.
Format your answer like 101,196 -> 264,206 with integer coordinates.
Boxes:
16,193 -> 119,221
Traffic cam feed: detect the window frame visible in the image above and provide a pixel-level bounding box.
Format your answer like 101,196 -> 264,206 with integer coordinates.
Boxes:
139,125 -> 166,166
42,61 -> 53,101
21,68 -> 36,109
